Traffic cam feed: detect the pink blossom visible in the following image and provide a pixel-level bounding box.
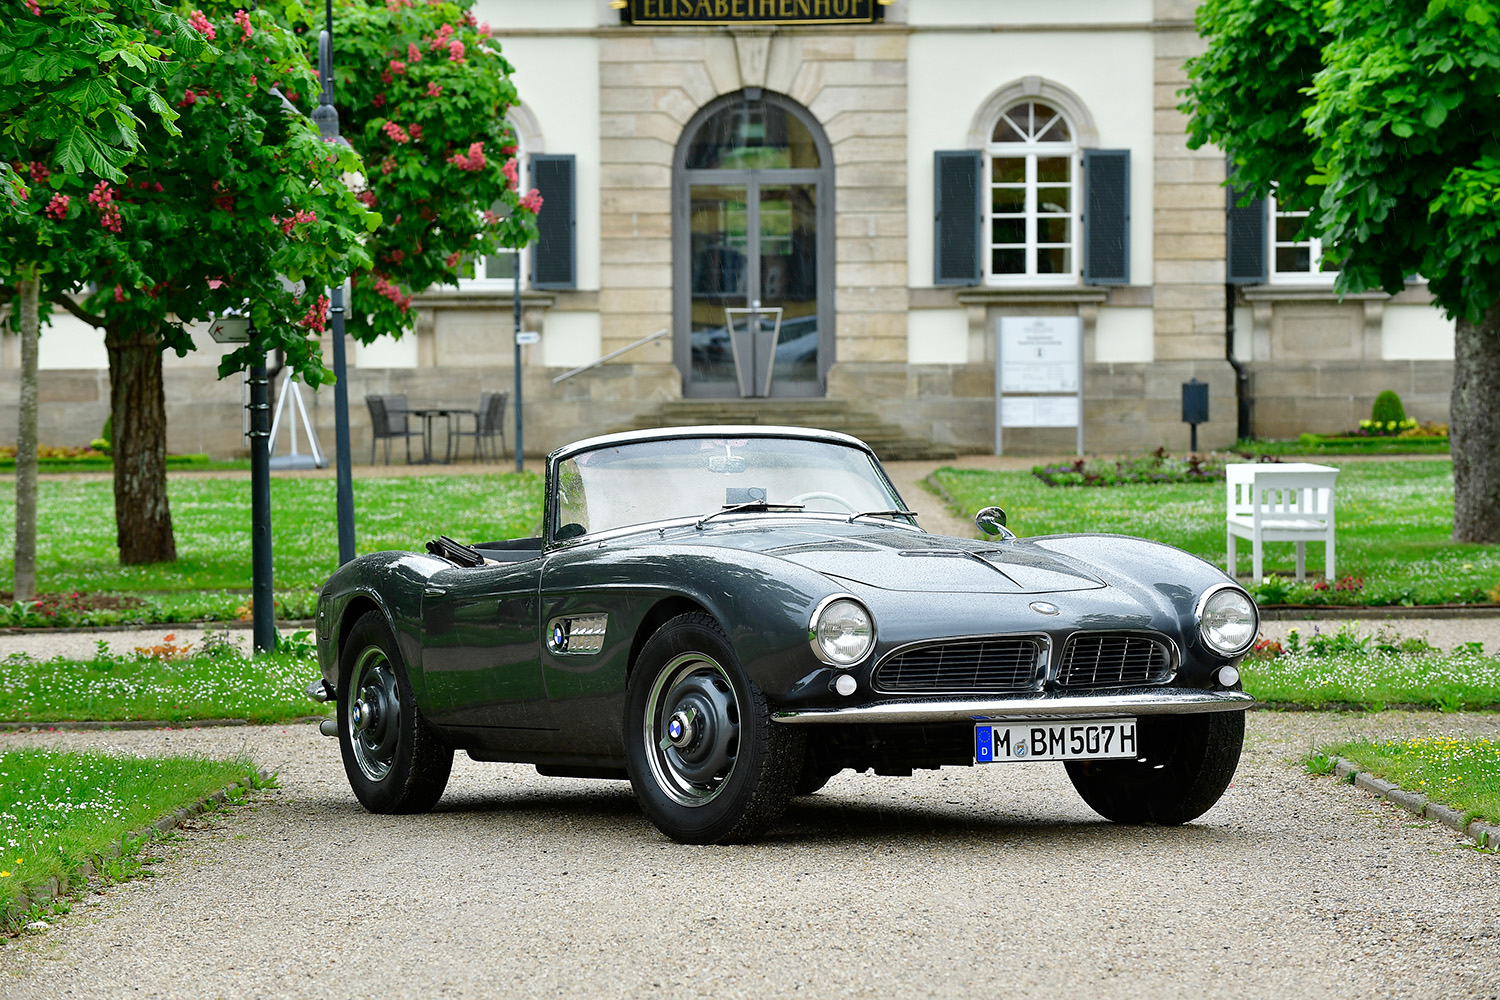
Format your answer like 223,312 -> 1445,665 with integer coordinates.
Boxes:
502,158 -> 518,190
233,9 -> 252,39
388,59 -> 406,76
113,285 -> 124,303
357,190 -> 377,207
44,193 -> 69,220
25,0 -> 39,15
87,181 -> 122,232
380,70 -> 392,85
520,188 -> 543,214
425,81 -> 443,98
380,156 -> 397,175
373,92 -> 386,108
384,0 -> 412,9
178,88 -> 198,107
407,42 -> 422,62
429,23 -> 454,50
28,161 -> 50,183
372,275 -> 412,311
382,121 -> 410,144
188,10 -> 215,40
447,142 -> 485,171
448,39 -> 465,62
445,251 -> 461,267
299,294 -> 329,333
479,21 -> 491,37
408,123 -> 422,141
270,208 -> 317,235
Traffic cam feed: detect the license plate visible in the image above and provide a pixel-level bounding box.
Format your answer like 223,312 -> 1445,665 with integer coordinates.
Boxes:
975,719 -> 1138,763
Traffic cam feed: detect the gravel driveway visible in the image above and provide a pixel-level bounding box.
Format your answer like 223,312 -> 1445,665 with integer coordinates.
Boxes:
1,711 -> 1496,999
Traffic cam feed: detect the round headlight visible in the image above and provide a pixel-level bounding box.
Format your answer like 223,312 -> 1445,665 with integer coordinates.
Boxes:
811,598 -> 874,666
1198,587 -> 1257,655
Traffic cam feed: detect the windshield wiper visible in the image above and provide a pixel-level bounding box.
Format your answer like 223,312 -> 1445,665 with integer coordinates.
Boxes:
848,509 -> 919,524
696,501 -> 805,529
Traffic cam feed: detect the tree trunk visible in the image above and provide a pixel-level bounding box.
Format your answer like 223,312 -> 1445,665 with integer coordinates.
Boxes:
13,270 -> 39,601
105,320 -> 176,564
1450,299 -> 1500,543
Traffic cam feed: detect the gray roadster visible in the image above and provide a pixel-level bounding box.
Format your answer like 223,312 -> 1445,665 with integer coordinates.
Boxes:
312,425 -> 1258,843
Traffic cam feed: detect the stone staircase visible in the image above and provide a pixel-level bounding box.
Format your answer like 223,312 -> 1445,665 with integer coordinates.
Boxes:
619,398 -> 957,461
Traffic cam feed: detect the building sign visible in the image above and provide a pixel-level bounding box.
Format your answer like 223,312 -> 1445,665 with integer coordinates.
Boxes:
995,316 -> 1084,455
621,0 -> 883,26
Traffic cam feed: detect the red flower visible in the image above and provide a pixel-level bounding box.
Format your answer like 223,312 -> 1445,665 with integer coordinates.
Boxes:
448,39 -> 465,62
113,285 -> 125,303
233,9 -> 252,39
382,121 -> 410,144
373,92 -> 386,108
44,193 -> 69,220
25,0 -> 40,15
426,81 -> 443,98
520,188 -> 543,214
407,42 -> 422,62
388,59 -> 407,76
429,23 -> 454,50
502,158 -> 518,190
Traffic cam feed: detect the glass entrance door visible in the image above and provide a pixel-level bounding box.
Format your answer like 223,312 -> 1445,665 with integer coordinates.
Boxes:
675,93 -> 831,398
688,182 -> 819,394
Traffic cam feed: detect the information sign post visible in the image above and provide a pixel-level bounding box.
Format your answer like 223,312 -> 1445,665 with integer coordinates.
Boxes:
994,316 -> 1084,456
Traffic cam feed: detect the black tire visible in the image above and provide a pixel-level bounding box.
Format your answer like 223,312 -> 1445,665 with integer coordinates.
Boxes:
1064,711 -> 1245,825
338,610 -> 453,814
624,613 -> 804,844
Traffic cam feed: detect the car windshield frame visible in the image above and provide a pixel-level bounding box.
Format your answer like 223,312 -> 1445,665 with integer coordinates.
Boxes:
546,431 -> 912,542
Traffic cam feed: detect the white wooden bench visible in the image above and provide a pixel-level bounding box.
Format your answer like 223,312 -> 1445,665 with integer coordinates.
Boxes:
1226,463 -> 1339,581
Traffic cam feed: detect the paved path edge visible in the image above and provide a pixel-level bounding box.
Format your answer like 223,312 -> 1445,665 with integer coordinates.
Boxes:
1330,756 -> 1500,850
0,767 -> 274,934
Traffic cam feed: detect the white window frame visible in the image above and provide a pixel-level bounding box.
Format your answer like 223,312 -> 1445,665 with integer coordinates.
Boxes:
985,102 -> 1079,288
458,124 -> 526,292
1268,195 -> 1337,284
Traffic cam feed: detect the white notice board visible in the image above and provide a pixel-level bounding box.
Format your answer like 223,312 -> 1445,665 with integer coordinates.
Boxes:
995,316 -> 1083,455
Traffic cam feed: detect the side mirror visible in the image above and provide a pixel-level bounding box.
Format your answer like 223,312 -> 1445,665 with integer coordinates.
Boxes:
975,506 -> 1009,537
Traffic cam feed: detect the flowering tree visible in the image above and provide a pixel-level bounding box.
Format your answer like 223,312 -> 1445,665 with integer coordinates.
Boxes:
5,0 -> 375,565
1,0 -> 194,595
318,0 -> 539,340
1181,0 -> 1500,543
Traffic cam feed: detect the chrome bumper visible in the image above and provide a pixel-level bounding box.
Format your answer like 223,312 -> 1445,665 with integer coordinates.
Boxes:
773,688 -> 1254,725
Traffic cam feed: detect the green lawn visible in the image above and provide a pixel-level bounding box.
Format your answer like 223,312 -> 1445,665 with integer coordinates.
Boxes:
1325,736 -> 1500,829
929,460 -> 1498,606
0,472 -> 543,623
0,748 -> 261,919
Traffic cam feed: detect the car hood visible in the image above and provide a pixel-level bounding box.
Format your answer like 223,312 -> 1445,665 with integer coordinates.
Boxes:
701,522 -> 1106,594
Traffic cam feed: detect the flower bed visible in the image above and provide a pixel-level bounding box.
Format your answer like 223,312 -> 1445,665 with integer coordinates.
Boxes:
1032,448 -> 1227,487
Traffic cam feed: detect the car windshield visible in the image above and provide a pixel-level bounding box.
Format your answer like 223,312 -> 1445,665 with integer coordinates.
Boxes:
553,436 -> 904,538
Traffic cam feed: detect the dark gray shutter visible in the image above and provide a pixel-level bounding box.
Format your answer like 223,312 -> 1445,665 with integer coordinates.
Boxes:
933,150 -> 981,285
531,154 -> 575,290
1226,169 -> 1266,284
1082,149 -> 1130,285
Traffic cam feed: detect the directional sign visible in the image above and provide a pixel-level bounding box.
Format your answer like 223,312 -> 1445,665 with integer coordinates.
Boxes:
207,317 -> 251,344
515,331 -> 540,345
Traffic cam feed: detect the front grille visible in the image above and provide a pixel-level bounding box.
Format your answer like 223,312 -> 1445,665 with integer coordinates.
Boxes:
873,637 -> 1043,693
1057,634 -> 1173,688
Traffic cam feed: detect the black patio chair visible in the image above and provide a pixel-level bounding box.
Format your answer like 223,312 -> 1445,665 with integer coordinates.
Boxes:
366,393 -> 422,464
449,390 -> 508,463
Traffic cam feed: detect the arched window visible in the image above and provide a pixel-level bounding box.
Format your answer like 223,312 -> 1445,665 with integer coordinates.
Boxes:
988,101 -> 1078,283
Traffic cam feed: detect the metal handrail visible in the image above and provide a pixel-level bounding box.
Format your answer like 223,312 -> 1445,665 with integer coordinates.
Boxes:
552,328 -> 669,385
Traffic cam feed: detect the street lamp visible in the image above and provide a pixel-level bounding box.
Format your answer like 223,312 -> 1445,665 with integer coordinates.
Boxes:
312,15 -> 357,567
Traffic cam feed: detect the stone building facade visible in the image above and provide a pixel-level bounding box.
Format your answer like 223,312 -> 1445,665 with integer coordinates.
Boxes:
1,0 -> 1456,460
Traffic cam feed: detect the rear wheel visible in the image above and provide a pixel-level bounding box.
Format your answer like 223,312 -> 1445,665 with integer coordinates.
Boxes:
1064,711 -> 1244,825
625,613 -> 803,843
338,611 -> 453,814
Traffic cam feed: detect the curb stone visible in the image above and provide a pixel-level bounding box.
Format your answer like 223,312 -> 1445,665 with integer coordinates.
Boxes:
1331,757 -> 1500,850
1,767 -> 273,933
0,716 -> 328,733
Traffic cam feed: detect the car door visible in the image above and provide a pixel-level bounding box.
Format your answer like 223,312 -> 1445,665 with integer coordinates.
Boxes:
419,558 -> 555,730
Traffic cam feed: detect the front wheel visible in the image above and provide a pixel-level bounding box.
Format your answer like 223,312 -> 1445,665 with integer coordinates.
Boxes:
624,613 -> 803,844
1064,711 -> 1244,825
338,610 -> 453,814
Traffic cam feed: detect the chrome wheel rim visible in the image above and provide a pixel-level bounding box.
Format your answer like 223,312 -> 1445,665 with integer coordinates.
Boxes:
347,644 -> 401,782
643,652 -> 741,807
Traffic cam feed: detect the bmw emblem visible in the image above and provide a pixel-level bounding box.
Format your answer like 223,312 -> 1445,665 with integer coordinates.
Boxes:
1029,601 -> 1060,616
668,719 -> 684,740
551,623 -> 567,650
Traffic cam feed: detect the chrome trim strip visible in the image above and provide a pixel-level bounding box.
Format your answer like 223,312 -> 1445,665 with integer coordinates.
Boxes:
870,632 -> 1052,695
772,688 -> 1255,724
1194,582 -> 1260,656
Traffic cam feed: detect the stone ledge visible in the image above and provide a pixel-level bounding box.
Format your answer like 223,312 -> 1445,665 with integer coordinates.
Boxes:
1332,756 -> 1497,851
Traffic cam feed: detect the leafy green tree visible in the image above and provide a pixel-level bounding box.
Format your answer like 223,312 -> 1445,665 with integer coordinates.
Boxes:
1,0 -> 191,596
1181,0 -> 1500,542
6,0 -> 376,565
311,0 -> 539,340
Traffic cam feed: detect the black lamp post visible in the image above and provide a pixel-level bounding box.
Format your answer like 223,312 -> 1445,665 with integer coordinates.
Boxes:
311,14 -> 357,566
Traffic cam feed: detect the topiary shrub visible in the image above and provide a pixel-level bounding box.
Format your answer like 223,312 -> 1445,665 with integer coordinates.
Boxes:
1371,390 -> 1406,426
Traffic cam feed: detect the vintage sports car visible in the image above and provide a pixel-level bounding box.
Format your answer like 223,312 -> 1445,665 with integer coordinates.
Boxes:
312,425 -> 1258,843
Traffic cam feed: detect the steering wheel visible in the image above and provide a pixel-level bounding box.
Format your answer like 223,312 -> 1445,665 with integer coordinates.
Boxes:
788,491 -> 858,514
